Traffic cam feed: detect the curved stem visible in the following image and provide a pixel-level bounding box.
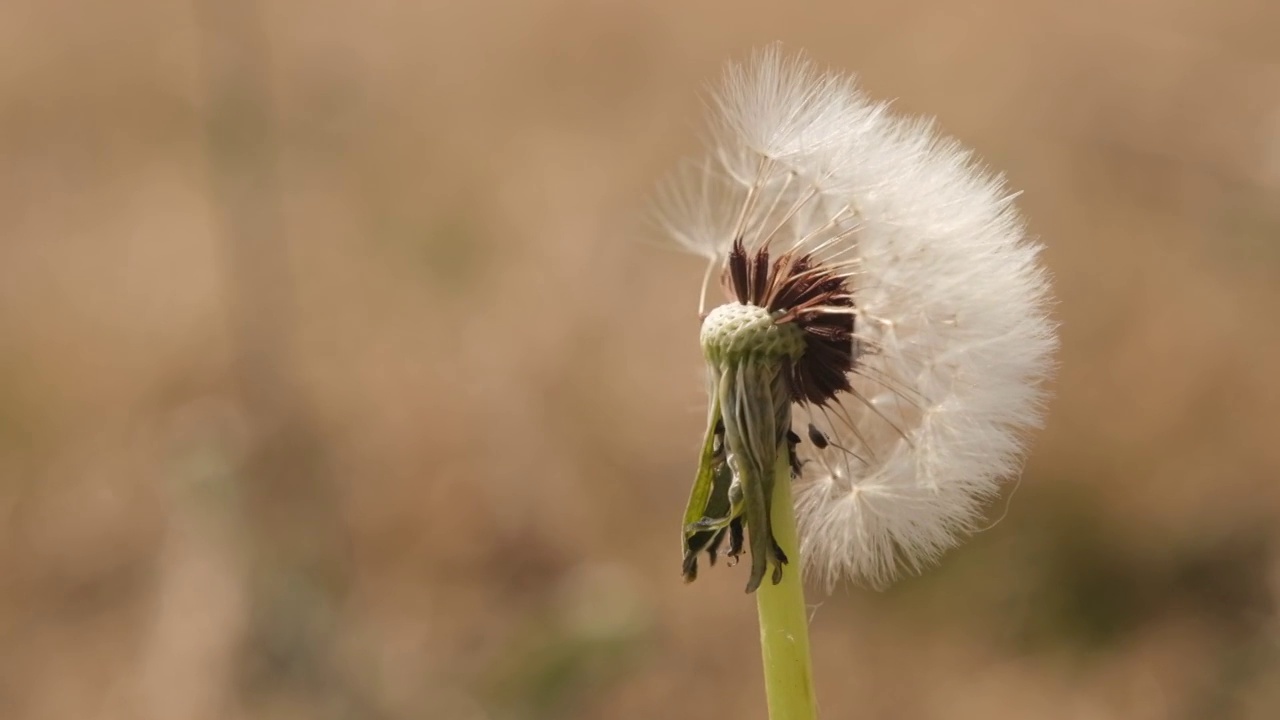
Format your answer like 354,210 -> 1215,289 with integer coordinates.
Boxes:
755,443 -> 818,719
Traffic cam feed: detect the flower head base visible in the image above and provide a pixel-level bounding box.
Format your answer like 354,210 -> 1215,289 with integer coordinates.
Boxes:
663,47 -> 1056,590
700,302 -> 805,366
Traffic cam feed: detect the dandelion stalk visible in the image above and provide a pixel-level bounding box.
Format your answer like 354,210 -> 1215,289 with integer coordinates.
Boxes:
756,441 -> 817,720
683,301 -> 819,716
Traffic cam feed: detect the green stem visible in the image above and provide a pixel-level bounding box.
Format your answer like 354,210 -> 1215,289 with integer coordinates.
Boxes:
756,443 -> 818,720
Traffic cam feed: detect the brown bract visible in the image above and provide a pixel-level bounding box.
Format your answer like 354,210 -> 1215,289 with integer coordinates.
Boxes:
723,238 -> 857,407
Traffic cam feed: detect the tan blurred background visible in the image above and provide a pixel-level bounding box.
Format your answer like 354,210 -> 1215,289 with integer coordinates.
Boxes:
3,0 -> 1280,718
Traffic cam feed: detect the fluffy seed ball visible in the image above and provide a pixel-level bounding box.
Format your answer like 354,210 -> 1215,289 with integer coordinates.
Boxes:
657,47 -> 1057,589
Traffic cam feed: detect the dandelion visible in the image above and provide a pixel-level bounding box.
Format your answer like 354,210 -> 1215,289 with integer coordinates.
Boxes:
656,46 -> 1056,719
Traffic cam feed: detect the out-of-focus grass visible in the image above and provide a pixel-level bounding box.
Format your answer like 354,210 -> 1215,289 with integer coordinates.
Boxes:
2,1 -> 1280,719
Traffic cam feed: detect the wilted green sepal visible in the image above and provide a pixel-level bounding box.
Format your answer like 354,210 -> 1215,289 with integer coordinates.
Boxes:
683,303 -> 802,592
681,397 -> 725,582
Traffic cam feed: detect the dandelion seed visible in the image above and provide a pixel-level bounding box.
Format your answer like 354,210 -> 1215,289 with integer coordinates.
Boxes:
662,46 -> 1057,592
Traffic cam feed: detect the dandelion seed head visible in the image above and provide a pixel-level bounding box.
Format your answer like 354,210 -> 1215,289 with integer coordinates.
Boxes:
659,46 -> 1057,590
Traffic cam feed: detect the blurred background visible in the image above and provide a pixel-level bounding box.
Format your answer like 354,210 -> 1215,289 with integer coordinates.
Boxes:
2,1 -> 1280,718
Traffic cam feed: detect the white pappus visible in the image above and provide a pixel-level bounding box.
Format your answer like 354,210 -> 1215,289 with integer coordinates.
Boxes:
659,46 -> 1057,591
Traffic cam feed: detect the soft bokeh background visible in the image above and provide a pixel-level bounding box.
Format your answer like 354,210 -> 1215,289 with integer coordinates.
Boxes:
3,1 -> 1280,718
